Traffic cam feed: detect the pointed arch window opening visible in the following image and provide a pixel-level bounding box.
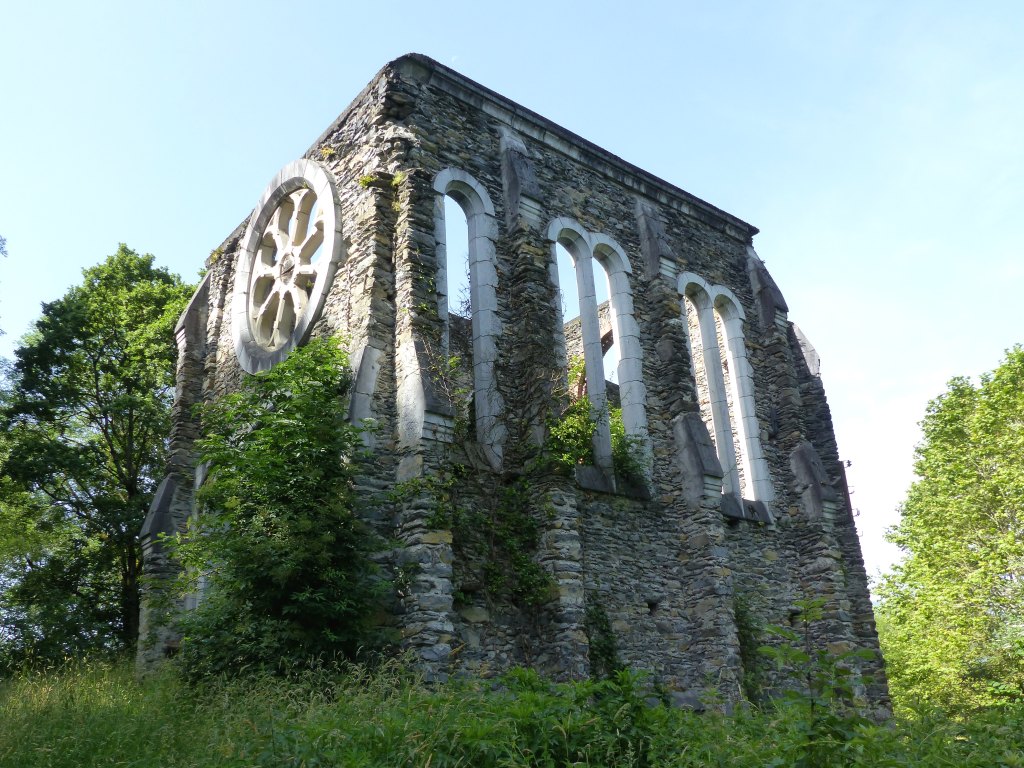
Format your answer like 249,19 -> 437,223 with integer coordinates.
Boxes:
682,293 -> 714,450
435,193 -> 474,422
555,242 -> 581,326
714,305 -> 749,496
556,242 -> 621,387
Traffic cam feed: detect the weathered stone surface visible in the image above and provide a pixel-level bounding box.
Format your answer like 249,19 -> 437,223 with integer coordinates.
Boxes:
138,53 -> 887,710
458,606 -> 490,624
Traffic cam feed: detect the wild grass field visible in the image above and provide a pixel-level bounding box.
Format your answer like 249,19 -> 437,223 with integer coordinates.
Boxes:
3,659 -> 1023,768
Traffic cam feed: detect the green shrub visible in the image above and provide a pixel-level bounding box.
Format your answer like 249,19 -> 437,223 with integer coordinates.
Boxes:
610,406 -> 647,483
170,337 -> 387,679
585,599 -> 623,679
545,394 -> 596,471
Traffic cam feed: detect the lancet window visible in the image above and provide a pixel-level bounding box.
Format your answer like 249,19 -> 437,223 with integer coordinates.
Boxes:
679,273 -> 772,505
432,169 -> 505,465
547,217 -> 647,476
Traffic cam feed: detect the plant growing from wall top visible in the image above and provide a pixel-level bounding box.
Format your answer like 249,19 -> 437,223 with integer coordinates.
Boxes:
609,407 -> 646,485
171,337 -> 386,679
544,395 -> 597,472
544,356 -> 647,483
541,355 -> 595,471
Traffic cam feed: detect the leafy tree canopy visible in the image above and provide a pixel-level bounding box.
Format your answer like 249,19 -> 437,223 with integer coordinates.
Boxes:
876,346 -> 1024,711
0,245 -> 193,671
172,337 -> 387,679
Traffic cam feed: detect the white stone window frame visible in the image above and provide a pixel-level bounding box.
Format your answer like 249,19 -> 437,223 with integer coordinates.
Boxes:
678,272 -> 773,505
232,159 -> 344,374
432,168 -> 505,467
547,217 -> 648,475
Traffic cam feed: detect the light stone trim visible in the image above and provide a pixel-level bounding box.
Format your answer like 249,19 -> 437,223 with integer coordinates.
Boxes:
547,218 -> 649,477
680,274 -> 740,495
349,343 -> 384,447
678,273 -> 773,509
746,245 -> 790,333
433,168 -> 505,468
233,159 -> 344,374
388,56 -> 756,242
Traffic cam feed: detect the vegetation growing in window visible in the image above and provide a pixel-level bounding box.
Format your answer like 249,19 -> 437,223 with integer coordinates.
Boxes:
609,407 -> 646,484
545,356 -> 647,483
545,395 -> 597,472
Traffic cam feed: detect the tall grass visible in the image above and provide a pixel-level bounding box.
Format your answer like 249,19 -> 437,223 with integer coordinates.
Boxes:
2,660 -> 1024,767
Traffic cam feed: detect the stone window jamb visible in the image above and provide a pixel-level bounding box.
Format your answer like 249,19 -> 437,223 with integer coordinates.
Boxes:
432,168 -> 505,467
678,272 -> 773,507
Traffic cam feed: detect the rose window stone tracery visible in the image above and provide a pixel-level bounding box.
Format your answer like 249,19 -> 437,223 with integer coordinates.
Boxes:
232,159 -> 343,373
249,187 -> 323,349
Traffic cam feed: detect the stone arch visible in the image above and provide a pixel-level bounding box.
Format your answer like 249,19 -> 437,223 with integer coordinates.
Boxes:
678,273 -> 772,508
680,272 -> 739,494
433,168 -> 504,467
592,236 -> 647,442
709,288 -> 773,505
547,216 -> 592,263
547,218 -> 648,477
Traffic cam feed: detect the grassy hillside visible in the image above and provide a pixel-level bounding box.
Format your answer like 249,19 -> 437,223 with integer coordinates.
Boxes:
2,660 -> 1023,767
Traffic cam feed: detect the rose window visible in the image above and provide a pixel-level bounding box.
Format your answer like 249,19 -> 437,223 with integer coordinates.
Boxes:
233,159 -> 343,373
249,188 -> 324,349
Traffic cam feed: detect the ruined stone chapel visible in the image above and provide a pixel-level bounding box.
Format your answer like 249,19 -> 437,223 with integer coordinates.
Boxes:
139,53 -> 887,706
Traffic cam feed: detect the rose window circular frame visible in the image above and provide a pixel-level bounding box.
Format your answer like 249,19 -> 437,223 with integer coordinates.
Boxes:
233,159 -> 343,373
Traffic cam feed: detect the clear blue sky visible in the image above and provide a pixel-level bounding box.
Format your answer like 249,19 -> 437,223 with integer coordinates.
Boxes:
2,1 -> 1021,580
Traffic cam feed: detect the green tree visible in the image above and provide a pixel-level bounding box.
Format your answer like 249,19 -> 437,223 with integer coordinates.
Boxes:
876,346 -> 1024,711
172,337 -> 385,679
1,233 -> 7,334
0,246 -> 192,670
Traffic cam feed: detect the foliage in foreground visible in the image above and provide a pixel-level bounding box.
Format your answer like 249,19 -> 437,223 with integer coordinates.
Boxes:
876,346 -> 1024,712
3,659 -> 1024,768
170,337 -> 387,679
0,246 -> 192,672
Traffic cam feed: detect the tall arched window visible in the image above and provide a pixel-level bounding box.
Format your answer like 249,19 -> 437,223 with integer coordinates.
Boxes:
433,169 -> 504,466
679,273 -> 772,507
547,217 -> 647,478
